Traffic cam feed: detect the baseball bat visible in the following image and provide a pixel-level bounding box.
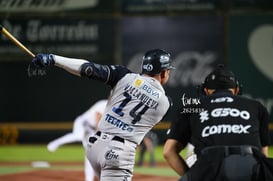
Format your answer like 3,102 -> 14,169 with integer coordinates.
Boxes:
0,25 -> 35,58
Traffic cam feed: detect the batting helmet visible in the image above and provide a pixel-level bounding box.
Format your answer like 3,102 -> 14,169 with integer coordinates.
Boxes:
141,49 -> 175,75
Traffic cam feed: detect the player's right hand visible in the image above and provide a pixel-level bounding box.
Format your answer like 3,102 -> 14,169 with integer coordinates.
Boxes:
32,53 -> 55,68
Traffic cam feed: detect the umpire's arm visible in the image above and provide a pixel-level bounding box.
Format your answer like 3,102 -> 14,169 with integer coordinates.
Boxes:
163,139 -> 189,176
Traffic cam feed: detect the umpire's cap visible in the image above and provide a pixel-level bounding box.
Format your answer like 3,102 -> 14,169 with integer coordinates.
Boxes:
141,49 -> 175,75
204,64 -> 238,89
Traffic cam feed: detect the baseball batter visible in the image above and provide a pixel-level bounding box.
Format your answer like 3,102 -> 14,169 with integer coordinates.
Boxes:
31,49 -> 175,181
47,99 -> 107,181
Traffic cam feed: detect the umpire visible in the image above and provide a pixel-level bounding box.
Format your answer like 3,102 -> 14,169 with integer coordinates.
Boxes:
163,64 -> 271,181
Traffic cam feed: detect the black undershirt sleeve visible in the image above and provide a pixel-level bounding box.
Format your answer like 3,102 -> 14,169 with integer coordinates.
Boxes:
80,62 -> 131,88
167,111 -> 191,147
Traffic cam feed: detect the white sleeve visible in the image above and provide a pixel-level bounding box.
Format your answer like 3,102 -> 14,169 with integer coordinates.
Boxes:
53,55 -> 89,76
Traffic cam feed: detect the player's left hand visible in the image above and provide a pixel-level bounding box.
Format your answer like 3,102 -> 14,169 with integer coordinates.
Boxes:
32,53 -> 55,68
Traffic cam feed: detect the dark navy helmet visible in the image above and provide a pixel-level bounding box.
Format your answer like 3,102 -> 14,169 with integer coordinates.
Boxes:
141,49 -> 175,75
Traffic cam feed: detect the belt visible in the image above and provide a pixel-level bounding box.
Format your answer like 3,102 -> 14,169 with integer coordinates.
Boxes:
95,131 -> 125,143
201,146 -> 253,158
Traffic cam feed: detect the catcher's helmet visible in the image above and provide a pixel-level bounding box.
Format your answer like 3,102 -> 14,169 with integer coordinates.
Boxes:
141,49 -> 175,75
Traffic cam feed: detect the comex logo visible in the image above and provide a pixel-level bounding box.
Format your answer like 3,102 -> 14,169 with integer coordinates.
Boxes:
202,124 -> 251,137
199,108 -> 252,137
143,64 -> 153,71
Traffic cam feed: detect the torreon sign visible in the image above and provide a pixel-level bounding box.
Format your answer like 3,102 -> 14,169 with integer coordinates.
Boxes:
0,0 -> 98,12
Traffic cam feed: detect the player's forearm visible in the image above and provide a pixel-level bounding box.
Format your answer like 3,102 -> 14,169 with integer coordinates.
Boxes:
53,55 -> 89,76
54,55 -> 111,83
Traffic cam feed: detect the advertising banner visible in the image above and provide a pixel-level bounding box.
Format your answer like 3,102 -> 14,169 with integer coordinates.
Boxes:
121,16 -> 224,121
0,18 -> 116,62
122,0 -> 225,12
0,0 -> 116,13
229,0 -> 273,8
228,15 -> 273,122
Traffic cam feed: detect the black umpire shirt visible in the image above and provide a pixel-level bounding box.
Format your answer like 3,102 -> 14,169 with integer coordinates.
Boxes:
168,90 -> 270,157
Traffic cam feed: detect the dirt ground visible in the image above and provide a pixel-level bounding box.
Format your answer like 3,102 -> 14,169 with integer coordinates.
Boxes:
0,170 -> 178,181
0,162 -> 178,181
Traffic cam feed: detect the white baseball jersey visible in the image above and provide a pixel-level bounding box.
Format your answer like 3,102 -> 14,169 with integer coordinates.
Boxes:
98,73 -> 170,144
80,100 -> 108,135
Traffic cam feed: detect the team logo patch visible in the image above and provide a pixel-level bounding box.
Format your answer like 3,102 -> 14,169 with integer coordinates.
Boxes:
143,64 -> 153,71
133,79 -> 143,87
105,149 -> 119,160
84,66 -> 93,76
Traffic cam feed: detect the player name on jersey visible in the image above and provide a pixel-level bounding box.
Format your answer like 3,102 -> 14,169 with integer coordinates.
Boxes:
124,78 -> 161,109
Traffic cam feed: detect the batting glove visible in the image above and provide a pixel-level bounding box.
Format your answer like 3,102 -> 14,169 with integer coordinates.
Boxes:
32,53 -> 55,68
